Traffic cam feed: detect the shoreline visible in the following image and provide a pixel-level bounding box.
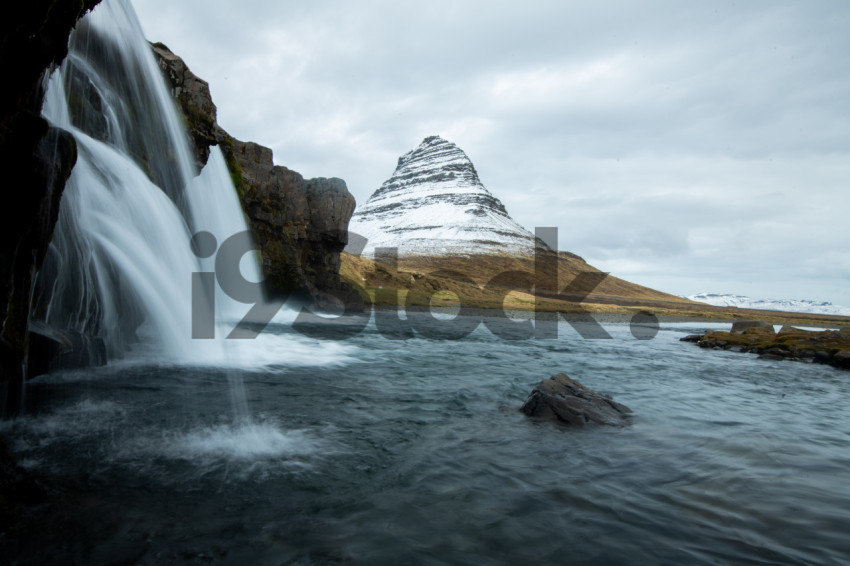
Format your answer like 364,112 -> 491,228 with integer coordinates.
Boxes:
368,304 -> 848,330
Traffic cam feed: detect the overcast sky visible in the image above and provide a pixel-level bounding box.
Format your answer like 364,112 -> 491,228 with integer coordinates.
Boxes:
132,0 -> 850,304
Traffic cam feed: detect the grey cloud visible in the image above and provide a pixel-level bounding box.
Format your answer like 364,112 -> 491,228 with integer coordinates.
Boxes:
132,0 -> 850,304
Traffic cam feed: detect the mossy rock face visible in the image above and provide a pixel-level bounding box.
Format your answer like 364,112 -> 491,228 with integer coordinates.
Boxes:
151,44 -> 359,308
150,42 -> 217,172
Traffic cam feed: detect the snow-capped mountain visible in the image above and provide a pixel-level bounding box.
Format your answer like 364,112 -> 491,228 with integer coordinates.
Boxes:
688,293 -> 850,316
347,136 -> 541,258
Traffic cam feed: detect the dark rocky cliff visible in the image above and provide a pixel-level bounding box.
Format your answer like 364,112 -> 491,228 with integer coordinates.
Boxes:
0,1 -> 102,404
0,0 -> 103,527
151,43 -> 359,308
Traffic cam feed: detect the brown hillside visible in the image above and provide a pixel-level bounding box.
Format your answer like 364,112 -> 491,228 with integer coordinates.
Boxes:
340,252 -> 850,327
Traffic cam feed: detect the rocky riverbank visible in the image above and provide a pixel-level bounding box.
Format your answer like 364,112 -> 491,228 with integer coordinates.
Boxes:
682,321 -> 850,370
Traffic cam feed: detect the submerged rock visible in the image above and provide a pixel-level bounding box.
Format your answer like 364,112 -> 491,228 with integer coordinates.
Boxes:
831,351 -> 850,370
520,373 -> 632,426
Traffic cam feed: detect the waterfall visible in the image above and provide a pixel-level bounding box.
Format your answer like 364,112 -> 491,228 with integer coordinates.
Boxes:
33,0 -> 259,362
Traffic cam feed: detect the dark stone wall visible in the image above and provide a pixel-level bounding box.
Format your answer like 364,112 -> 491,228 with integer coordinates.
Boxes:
0,1 -> 102,400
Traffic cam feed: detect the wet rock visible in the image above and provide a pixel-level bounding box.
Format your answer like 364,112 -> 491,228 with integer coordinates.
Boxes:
762,346 -> 790,357
520,373 -> 631,426
1,123 -> 78,401
832,351 -> 850,370
812,351 -> 833,365
680,334 -> 703,342
731,320 -> 775,334
27,321 -> 107,379
150,42 -> 218,171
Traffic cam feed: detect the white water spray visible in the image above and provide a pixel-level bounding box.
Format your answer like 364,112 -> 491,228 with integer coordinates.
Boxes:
35,0 -> 259,363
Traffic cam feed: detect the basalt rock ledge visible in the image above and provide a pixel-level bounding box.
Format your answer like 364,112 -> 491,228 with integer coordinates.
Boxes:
152,43 -> 358,307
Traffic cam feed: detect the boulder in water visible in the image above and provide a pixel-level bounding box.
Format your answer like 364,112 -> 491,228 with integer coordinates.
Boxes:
520,373 -> 631,426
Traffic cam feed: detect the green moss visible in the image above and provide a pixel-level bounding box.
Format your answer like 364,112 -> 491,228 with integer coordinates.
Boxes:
700,328 -> 850,354
218,137 -> 243,196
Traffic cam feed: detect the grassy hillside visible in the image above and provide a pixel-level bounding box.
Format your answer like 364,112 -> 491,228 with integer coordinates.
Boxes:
340,252 -> 850,328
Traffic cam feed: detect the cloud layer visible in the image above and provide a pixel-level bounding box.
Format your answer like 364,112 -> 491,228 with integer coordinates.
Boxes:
133,0 -> 850,304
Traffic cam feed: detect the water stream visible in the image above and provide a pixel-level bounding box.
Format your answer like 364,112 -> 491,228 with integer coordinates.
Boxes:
3,319 -> 850,564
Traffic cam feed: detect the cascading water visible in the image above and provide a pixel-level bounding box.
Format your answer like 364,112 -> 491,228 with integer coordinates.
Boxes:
17,0 -> 360,471
33,0 -> 260,363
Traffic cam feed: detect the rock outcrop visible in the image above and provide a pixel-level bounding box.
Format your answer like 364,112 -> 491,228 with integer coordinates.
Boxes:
689,325 -> 850,370
151,43 -> 358,306
150,42 -> 218,171
730,320 -> 775,334
226,140 -> 358,306
347,135 -> 543,258
1,1 -> 102,407
521,373 -> 632,426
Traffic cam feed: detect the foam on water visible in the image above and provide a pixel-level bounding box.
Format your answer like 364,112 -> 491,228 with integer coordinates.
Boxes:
1,398 -> 127,440
110,324 -> 361,370
160,424 -> 321,461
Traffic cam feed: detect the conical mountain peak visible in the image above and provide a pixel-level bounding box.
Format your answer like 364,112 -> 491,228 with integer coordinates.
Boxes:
348,136 -> 538,258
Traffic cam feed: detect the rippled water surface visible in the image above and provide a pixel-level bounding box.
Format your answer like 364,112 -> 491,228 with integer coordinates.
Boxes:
3,315 -> 850,565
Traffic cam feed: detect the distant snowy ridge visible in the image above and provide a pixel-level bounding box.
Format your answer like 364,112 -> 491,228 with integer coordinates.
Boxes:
347,136 -> 542,258
688,293 -> 850,317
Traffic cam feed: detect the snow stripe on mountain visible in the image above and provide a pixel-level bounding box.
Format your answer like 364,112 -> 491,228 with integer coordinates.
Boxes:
347,136 -> 541,258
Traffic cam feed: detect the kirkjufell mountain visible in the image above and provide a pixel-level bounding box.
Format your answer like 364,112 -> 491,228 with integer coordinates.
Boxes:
348,136 -> 541,258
